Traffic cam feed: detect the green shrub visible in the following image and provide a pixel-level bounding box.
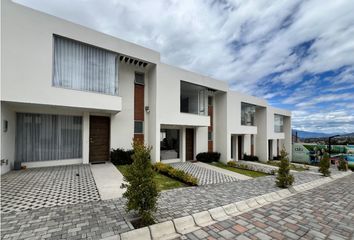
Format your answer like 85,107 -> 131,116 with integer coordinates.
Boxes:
243,154 -> 259,161
337,156 -> 348,171
121,142 -> 159,226
153,163 -> 198,186
196,152 -> 221,163
111,148 -> 134,165
318,152 -> 331,177
276,149 -> 294,188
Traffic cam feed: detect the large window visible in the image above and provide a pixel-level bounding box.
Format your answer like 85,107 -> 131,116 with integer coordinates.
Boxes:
160,129 -> 180,160
241,102 -> 256,126
180,81 -> 207,115
53,35 -> 118,95
16,113 -> 82,162
274,114 -> 284,133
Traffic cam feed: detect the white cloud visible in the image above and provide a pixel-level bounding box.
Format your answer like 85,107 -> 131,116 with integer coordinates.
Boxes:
13,0 -> 354,133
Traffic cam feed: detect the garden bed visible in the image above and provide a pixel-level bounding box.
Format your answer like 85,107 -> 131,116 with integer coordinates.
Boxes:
117,165 -> 187,191
264,161 -> 309,171
210,162 -> 269,178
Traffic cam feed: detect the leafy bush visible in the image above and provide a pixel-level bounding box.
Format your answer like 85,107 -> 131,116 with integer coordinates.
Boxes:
243,154 -> 259,161
153,163 -> 198,186
337,156 -> 348,171
121,142 -> 158,226
276,149 -> 294,188
318,152 -> 331,177
196,152 -> 221,163
111,148 -> 134,165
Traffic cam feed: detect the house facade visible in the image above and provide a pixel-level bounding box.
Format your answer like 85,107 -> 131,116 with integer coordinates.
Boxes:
0,0 -> 291,175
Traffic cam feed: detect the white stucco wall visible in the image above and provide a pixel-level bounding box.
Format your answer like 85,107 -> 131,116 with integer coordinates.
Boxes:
1,0 -> 294,173
157,63 -> 227,127
1,103 -> 16,174
1,0 -> 162,113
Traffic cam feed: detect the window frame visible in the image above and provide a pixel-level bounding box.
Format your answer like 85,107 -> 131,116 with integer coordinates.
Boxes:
134,72 -> 145,85
134,120 -> 144,134
52,34 -> 119,96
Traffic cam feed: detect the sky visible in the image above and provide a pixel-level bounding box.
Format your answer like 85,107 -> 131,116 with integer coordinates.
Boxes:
15,0 -> 354,134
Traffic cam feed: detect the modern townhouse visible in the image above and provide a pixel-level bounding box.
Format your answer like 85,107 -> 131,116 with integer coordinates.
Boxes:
0,0 -> 291,175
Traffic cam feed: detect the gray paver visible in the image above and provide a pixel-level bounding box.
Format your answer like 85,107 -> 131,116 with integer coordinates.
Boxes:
1,165 -> 100,213
1,166 -> 350,240
170,162 -> 239,185
182,173 -> 354,239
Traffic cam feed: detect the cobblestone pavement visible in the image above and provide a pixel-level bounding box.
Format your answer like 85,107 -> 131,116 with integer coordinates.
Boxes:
1,172 -> 325,239
184,174 -> 354,240
170,162 -> 239,185
1,165 -> 100,213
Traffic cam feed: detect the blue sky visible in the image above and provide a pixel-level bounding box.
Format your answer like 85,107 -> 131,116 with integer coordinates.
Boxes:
16,0 -> 354,134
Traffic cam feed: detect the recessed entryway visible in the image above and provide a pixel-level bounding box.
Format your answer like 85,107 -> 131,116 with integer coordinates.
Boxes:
89,116 -> 110,163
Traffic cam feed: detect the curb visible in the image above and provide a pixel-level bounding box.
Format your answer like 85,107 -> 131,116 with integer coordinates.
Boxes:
113,171 -> 352,240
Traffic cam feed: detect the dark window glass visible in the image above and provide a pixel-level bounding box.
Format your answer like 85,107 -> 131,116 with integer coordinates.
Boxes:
134,121 -> 144,133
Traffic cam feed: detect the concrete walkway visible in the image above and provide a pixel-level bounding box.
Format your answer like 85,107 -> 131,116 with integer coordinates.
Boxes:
195,162 -> 252,180
90,162 -> 125,200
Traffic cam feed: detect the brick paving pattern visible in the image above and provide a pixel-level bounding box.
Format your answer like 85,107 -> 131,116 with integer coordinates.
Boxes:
170,162 -> 239,185
0,171 -> 326,239
184,174 -> 354,240
1,165 -> 100,213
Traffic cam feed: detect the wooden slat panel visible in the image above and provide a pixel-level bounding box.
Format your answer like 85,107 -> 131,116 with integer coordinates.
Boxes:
186,128 -> 194,161
89,116 -> 110,162
134,84 -> 145,121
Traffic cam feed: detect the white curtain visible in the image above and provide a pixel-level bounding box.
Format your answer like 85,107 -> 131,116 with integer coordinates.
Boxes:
16,113 -> 83,162
53,36 -> 118,95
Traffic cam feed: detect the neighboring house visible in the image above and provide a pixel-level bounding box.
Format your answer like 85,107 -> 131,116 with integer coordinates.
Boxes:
0,0 -> 291,175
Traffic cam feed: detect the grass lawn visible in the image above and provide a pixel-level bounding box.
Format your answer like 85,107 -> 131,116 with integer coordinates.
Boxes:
116,165 -> 187,191
210,162 -> 269,178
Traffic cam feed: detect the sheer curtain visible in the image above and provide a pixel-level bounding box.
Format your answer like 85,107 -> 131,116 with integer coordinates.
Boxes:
16,113 -> 82,162
53,35 -> 118,95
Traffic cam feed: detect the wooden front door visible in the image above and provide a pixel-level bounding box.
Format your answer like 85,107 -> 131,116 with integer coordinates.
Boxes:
238,135 -> 243,160
89,116 -> 110,162
186,128 -> 194,161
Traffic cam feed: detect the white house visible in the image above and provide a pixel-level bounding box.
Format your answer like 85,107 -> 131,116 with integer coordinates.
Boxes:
0,0 -> 291,175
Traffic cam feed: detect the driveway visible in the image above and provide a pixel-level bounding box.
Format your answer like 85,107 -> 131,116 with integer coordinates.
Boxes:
183,174 -> 354,240
170,162 -> 240,185
1,164 -> 100,213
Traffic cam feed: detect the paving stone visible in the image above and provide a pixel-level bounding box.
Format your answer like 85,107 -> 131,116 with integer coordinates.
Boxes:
1,165 -> 100,214
180,174 -> 354,239
170,162 -> 239,185
1,167 -> 349,240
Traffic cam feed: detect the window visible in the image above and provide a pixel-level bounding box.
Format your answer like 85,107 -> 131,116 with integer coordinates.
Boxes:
208,96 -> 213,106
15,113 -> 82,162
135,72 -> 145,85
208,132 -> 213,141
160,129 -> 180,159
134,121 -> 144,134
274,114 -> 284,133
180,81 -> 207,115
241,102 -> 256,126
53,35 -> 118,95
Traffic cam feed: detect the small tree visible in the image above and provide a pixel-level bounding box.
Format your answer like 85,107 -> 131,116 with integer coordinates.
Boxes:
318,152 -> 331,176
121,142 -> 159,225
337,156 -> 348,171
276,148 -> 294,188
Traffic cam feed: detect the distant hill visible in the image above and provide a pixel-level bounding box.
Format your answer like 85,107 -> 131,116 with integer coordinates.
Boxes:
292,130 -> 354,139
292,130 -> 333,139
